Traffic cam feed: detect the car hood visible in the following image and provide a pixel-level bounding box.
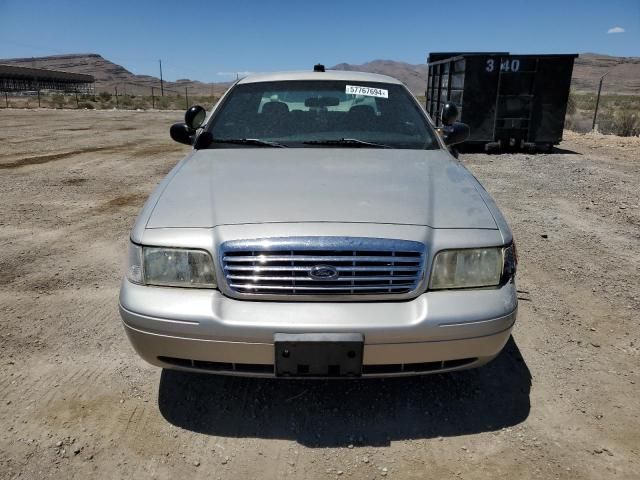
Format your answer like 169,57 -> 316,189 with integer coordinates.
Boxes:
146,148 -> 497,229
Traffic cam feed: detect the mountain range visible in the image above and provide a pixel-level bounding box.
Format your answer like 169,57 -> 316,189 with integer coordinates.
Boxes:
334,54 -> 640,95
0,53 -> 229,96
1,52 -> 639,96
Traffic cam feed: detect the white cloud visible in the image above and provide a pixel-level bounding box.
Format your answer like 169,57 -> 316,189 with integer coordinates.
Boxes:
607,26 -> 625,34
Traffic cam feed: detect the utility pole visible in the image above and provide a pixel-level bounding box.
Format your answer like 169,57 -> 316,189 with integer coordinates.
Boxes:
159,59 -> 164,97
115,86 -> 118,108
592,71 -> 610,131
185,87 -> 188,109
151,86 -> 155,109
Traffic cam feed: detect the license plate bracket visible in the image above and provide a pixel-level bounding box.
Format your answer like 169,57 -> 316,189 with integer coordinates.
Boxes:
274,333 -> 364,378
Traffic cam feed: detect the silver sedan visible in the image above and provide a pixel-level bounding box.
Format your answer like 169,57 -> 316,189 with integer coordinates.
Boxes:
119,68 -> 517,378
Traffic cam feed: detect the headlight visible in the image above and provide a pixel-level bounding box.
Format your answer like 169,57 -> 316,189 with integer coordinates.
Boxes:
126,242 -> 216,288
430,245 -> 516,290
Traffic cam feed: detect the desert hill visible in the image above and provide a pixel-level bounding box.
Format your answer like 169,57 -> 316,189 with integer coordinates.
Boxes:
333,54 -> 640,95
1,52 -> 638,96
0,53 -> 228,96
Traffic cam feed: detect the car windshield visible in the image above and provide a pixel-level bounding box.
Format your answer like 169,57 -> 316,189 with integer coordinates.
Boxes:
208,80 -> 439,149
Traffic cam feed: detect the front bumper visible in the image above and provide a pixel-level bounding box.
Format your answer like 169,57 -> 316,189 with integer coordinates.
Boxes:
119,278 -> 517,377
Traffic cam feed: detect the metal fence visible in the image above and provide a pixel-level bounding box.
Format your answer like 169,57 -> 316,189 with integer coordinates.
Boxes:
2,80 -> 219,111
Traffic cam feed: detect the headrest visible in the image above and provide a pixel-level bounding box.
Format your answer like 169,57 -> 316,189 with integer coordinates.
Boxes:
262,101 -> 289,116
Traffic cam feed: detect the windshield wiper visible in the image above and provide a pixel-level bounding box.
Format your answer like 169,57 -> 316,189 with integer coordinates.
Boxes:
303,138 -> 392,148
213,138 -> 288,148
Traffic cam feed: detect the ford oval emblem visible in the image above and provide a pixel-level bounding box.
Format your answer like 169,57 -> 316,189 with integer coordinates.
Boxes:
309,265 -> 339,280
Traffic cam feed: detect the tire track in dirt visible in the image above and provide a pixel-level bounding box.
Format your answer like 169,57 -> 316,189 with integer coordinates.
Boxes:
116,401 -> 199,478
116,403 -> 155,453
85,294 -> 124,350
123,405 -> 141,435
0,361 -> 65,404
130,404 -> 152,445
25,360 -> 128,437
39,366 -> 95,409
69,366 -> 103,400
0,143 -> 139,169
0,373 -> 26,400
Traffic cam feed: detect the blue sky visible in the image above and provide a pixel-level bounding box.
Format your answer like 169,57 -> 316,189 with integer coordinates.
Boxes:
0,0 -> 638,82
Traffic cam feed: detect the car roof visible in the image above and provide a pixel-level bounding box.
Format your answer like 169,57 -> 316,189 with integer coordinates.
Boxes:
237,70 -> 404,86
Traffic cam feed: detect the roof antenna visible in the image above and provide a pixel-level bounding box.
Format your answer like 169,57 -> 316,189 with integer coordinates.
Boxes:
313,63 -> 325,72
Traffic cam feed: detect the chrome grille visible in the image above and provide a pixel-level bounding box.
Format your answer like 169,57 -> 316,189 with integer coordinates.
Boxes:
220,237 -> 426,298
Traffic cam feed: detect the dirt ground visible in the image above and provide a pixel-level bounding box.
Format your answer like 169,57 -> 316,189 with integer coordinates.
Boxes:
0,109 -> 638,479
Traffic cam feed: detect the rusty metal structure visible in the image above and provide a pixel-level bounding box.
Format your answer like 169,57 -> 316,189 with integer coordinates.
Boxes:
0,64 -> 94,93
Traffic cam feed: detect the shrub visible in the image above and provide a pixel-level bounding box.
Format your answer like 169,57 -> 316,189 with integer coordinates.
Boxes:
612,111 -> 639,137
133,98 -> 150,110
566,93 -> 576,116
51,94 -> 65,108
78,101 -> 95,109
573,93 -> 596,111
98,92 -> 112,102
599,110 -> 640,137
564,114 -> 576,131
158,97 -> 171,110
119,95 -> 133,107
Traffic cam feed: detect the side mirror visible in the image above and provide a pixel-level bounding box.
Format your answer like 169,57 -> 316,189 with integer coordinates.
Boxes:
441,102 -> 459,126
443,122 -> 470,146
170,123 -> 194,145
185,105 -> 206,130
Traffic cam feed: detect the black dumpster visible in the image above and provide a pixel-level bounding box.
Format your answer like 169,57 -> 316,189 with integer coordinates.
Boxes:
426,52 -> 578,151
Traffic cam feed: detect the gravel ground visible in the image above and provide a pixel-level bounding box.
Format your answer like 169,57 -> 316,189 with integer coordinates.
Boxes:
0,109 -> 638,479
